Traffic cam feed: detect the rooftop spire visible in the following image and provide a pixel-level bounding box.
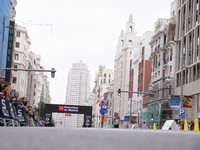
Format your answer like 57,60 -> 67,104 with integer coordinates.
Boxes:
120,29 -> 124,37
129,14 -> 133,23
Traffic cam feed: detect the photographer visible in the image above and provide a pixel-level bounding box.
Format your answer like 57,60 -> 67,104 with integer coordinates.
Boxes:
113,112 -> 120,128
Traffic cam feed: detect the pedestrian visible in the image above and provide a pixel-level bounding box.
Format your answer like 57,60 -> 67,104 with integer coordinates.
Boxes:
99,93 -> 109,128
2,85 -> 9,99
178,121 -> 182,130
113,112 -> 120,128
0,76 -> 5,95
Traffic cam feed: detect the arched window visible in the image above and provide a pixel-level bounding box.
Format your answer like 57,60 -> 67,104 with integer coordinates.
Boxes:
129,26 -> 132,32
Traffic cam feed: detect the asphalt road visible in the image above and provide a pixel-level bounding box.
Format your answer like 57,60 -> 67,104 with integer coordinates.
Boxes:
0,127 -> 200,150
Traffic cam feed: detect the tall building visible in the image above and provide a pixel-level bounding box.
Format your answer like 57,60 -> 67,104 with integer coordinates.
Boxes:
11,25 -> 32,98
174,0 -> 200,119
114,15 -> 143,128
145,1 -> 177,128
128,31 -> 154,125
65,60 -> 91,127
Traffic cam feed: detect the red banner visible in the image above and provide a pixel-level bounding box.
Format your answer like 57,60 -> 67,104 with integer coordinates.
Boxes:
183,95 -> 193,108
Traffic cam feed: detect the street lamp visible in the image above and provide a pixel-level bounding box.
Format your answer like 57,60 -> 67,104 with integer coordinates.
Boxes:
174,30 -> 184,109
0,15 -> 14,75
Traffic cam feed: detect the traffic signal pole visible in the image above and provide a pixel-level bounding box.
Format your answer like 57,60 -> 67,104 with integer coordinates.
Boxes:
2,68 -> 56,106
117,89 -> 156,123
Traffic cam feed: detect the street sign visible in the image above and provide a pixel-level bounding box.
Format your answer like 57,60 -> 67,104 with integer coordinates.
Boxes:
171,95 -> 180,107
179,109 -> 185,119
142,120 -> 147,129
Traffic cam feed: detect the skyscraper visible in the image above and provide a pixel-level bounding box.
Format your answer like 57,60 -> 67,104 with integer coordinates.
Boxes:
65,60 -> 91,127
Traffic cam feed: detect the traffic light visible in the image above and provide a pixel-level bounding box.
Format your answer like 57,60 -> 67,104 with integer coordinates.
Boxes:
118,88 -> 121,96
151,114 -> 153,120
51,68 -> 55,78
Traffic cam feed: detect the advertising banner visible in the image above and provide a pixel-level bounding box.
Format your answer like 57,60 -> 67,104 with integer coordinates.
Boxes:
124,116 -> 129,122
183,95 -> 193,108
84,115 -> 91,127
171,95 -> 180,107
0,97 -> 10,118
131,116 -> 137,123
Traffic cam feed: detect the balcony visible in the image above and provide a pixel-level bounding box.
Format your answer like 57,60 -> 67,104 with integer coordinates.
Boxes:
164,59 -> 167,65
158,62 -> 160,67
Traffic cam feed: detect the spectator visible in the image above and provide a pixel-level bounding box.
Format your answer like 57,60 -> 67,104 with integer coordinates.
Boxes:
2,85 -> 9,99
0,76 -> 5,93
113,112 -> 120,128
22,97 -> 29,107
178,121 -> 182,130
16,98 -> 25,109
8,92 -> 15,102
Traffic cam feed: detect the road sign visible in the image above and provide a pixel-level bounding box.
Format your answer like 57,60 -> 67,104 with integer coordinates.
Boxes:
142,120 -> 147,129
179,109 -> 185,119
171,95 -> 180,107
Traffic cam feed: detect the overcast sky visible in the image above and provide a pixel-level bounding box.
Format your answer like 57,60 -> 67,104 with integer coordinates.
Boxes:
15,0 -> 174,104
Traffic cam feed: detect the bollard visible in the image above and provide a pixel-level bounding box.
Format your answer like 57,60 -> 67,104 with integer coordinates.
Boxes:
194,118 -> 199,131
184,119 -> 188,131
153,123 -> 156,129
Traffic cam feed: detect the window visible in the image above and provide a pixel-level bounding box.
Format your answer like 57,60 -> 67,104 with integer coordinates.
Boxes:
15,54 -> 19,60
34,84 -> 36,88
13,77 -> 17,83
110,94 -> 112,98
16,42 -> 20,48
104,78 -> 106,83
16,31 -> 20,37
170,66 -> 172,73
14,64 -> 18,71
109,74 -> 111,78
104,73 -> 106,77
34,92 -> 35,96
109,79 -> 110,83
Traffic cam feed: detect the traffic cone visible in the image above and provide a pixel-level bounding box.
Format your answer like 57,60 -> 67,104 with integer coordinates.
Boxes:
184,119 -> 188,131
194,118 -> 199,131
153,123 -> 156,129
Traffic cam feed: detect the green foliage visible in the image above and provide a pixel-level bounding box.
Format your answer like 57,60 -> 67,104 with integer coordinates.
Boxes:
34,101 -> 45,118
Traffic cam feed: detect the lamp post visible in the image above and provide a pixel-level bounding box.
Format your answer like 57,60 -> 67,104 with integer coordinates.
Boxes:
174,31 -> 184,109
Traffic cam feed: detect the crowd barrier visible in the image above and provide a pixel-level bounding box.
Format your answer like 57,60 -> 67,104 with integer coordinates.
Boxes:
0,97 -> 41,127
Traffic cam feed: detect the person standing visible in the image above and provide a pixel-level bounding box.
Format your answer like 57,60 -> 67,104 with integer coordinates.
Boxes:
99,93 -> 109,128
113,112 -> 120,128
0,76 -> 5,95
2,85 -> 9,99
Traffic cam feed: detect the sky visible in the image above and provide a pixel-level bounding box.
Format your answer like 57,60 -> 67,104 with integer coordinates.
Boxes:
15,0 -> 174,104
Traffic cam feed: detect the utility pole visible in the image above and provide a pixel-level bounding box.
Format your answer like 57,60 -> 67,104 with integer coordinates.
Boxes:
180,31 -> 184,109
130,80 -> 132,124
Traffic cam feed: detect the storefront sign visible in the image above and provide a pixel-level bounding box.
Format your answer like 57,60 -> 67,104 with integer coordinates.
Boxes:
5,21 -> 15,82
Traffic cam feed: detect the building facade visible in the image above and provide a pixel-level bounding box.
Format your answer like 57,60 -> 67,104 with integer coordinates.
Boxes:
114,15 -> 143,128
65,60 -> 91,127
174,0 -> 200,119
145,1 -> 177,128
93,66 -> 114,128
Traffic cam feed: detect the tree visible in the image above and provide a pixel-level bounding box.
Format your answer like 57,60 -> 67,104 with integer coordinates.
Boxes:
34,101 -> 45,118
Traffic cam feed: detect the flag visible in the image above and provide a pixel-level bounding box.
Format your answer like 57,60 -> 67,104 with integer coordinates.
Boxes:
183,95 -> 193,108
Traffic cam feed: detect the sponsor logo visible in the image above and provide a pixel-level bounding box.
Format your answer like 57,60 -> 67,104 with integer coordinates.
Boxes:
59,106 -> 64,111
